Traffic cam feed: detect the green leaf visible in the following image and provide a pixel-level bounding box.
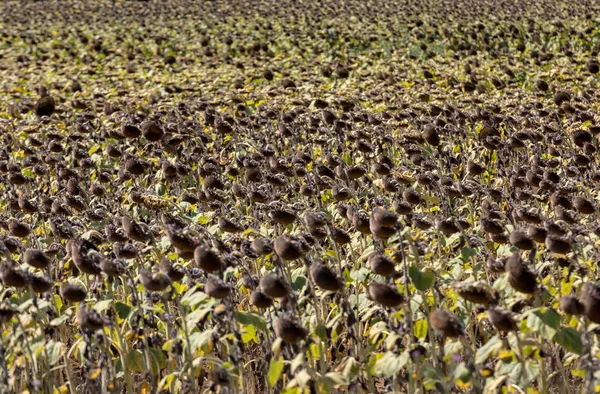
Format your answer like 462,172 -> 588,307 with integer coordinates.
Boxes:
115,302 -> 132,320
492,274 -> 509,291
323,372 -> 349,388
54,294 -> 63,313
46,340 -> 65,366
349,267 -> 369,283
422,365 -> 445,388
50,310 -> 72,326
497,362 -> 521,382
88,145 -> 100,156
385,333 -> 401,351
358,245 -> 376,262
181,289 -> 207,306
75,340 -> 87,365
368,321 -> 388,343
460,247 -> 477,261
32,339 -> 45,359
444,339 -> 463,356
125,350 -> 145,372
162,340 -> 174,352
148,348 -> 167,375
453,362 -> 472,384
290,268 -> 306,291
526,307 -> 561,340
185,307 -> 212,327
553,327 -> 583,355
188,329 -> 214,354
486,375 -> 509,392
295,369 -> 312,388
522,361 -> 540,386
290,353 -> 305,374
476,335 -> 503,364
235,311 -> 267,331
443,233 -> 461,247
342,356 -> 359,379
314,324 -> 327,341
268,356 -> 285,388
326,313 -> 341,329
167,252 -> 179,260
21,168 -> 34,178
159,236 -> 171,251
325,250 -> 337,259
414,319 -> 428,339
94,299 -> 113,313
409,265 -> 435,291
159,373 -> 176,391
375,351 -> 409,377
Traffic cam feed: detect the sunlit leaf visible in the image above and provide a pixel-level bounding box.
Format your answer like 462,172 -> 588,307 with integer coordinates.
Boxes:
94,299 -> 113,313
188,329 -> 215,354
159,373 -> 176,391
526,307 -> 561,340
268,356 -> 284,388
50,311 -> 72,326
414,319 -> 428,340
89,368 -> 102,380
476,335 -> 503,364
453,362 -> 472,384
140,381 -> 151,394
375,351 -> 409,377
46,340 -> 65,366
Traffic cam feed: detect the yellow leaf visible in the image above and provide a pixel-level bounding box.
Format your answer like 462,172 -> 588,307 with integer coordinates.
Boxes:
15,355 -> 26,367
572,369 -> 585,378
479,368 -> 493,377
271,337 -> 283,355
125,329 -> 139,341
53,385 -> 69,394
498,349 -> 514,362
456,380 -> 472,389
214,304 -> 227,315
89,368 -> 102,380
205,338 -> 214,353
140,382 -> 151,394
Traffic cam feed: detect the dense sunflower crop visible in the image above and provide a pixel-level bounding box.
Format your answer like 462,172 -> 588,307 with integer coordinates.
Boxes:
1,0 -> 600,393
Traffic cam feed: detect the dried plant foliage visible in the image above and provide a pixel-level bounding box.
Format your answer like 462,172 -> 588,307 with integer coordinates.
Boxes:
0,0 -> 600,393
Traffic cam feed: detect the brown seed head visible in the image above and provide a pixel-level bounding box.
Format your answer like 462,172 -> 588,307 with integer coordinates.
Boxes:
430,309 -> 465,337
